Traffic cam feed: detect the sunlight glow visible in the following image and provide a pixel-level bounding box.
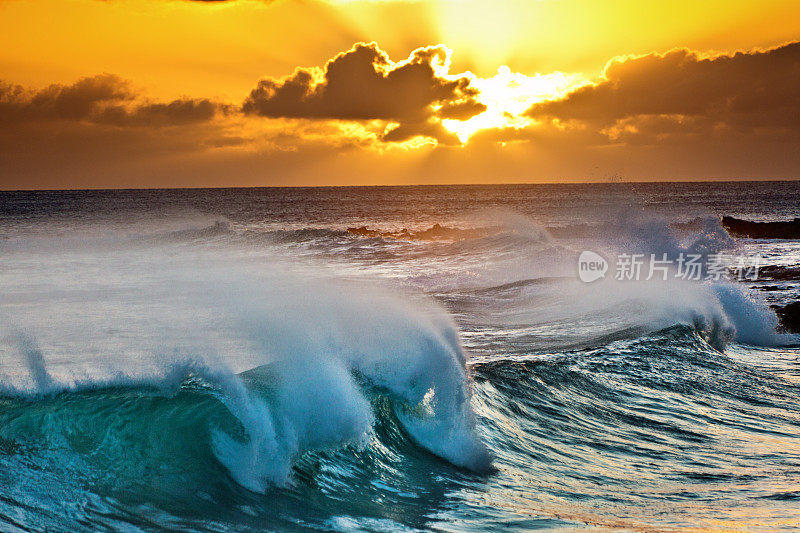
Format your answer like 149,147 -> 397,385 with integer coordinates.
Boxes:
443,67 -> 587,142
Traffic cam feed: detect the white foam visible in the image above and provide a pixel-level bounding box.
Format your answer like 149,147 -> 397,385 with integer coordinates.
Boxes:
0,238 -> 492,491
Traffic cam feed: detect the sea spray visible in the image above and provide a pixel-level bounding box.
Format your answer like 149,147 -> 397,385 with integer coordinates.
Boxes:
1,252 -> 493,491
213,278 -> 493,487
434,210 -> 791,351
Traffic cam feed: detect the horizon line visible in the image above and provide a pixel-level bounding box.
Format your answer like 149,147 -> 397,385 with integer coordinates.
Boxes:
3,177 -> 800,193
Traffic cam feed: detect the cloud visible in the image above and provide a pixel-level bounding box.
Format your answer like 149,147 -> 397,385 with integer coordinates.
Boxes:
527,41 -> 800,142
0,74 -> 226,127
3,41 -> 800,189
381,119 -> 460,145
0,74 -> 244,189
243,42 -> 485,139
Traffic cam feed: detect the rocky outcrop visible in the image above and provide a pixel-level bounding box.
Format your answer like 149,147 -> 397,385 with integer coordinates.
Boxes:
722,216 -> 800,239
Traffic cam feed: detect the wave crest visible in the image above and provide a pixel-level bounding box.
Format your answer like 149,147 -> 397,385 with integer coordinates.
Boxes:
1,278 -> 492,493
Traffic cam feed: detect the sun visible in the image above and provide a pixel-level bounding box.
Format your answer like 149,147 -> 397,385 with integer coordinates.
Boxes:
442,66 -> 587,142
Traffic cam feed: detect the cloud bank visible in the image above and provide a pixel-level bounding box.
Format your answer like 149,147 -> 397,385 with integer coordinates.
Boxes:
1,41 -> 799,188
243,42 -> 485,143
0,74 -> 226,127
528,41 -> 800,144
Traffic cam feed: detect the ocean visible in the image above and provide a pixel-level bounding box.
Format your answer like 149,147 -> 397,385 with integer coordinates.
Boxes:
1,181 -> 800,531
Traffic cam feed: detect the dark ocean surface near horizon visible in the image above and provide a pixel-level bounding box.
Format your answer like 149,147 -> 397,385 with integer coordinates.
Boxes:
2,181 -> 800,531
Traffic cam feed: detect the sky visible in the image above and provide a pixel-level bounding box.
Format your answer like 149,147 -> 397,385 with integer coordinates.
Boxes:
1,0 -> 799,189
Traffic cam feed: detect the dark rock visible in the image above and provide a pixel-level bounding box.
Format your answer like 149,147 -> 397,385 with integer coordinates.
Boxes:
773,301 -> 800,333
722,216 -> 800,239
753,265 -> 800,281
346,226 -> 380,238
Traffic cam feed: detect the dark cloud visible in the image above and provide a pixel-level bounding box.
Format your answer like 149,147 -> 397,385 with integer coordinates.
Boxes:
1,74 -> 130,124
438,100 -> 487,121
0,74 -> 238,189
0,74 -> 225,127
1,42 -> 485,149
382,120 -> 460,145
528,41 -> 800,142
96,99 -> 222,127
243,42 -> 484,139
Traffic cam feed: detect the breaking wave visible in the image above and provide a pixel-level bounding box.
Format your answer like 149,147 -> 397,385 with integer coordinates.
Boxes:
1,276 -> 492,497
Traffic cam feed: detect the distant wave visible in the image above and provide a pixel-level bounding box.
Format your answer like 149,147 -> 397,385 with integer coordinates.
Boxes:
52,214 -> 800,248
145,214 -> 783,255
342,215 -> 738,253
157,219 -> 232,241
347,224 -> 490,241
257,227 -> 352,244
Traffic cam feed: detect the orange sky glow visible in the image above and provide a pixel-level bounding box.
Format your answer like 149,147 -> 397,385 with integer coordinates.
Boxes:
1,0 -> 799,189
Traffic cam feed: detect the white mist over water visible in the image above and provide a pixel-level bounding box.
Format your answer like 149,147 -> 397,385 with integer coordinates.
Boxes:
388,208 -> 792,353
0,225 -> 492,490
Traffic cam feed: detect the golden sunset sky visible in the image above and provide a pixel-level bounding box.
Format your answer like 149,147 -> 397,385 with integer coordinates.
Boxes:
1,0 -> 799,189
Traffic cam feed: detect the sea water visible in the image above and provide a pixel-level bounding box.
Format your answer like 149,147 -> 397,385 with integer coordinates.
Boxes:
1,182 -> 800,531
